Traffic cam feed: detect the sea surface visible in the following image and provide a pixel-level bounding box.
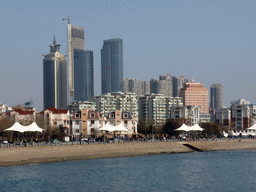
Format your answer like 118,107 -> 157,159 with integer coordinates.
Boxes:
1,150 -> 256,192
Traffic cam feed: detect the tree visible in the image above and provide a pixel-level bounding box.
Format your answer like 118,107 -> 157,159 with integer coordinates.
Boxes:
199,122 -> 222,137
137,119 -> 152,135
0,116 -> 13,132
163,119 -> 179,137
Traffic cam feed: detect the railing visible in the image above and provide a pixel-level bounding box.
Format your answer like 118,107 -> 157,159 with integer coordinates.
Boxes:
0,136 -> 255,148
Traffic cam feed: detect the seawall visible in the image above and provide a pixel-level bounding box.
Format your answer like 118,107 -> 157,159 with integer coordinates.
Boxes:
0,139 -> 255,167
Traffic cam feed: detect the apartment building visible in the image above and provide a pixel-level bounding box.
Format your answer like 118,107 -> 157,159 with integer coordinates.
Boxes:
138,94 -> 183,125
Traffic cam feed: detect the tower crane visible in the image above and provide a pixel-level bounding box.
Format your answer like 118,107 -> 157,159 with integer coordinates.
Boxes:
62,16 -> 93,24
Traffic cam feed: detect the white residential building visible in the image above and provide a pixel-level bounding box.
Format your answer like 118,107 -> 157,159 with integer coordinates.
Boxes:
138,94 -> 183,125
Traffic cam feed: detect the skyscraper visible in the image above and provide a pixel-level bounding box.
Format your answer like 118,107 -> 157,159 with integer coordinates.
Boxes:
210,83 -> 223,109
43,37 -> 67,110
67,24 -> 85,104
101,38 -> 123,94
179,83 -> 209,113
74,49 -> 94,102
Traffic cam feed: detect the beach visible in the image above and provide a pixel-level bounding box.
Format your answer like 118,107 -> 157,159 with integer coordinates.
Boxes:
1,139 -> 256,167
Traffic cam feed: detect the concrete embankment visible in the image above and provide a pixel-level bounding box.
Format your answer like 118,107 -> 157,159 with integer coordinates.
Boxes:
0,140 -> 255,167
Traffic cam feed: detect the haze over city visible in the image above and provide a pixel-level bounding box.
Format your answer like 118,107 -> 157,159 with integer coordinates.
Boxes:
1,0 -> 255,111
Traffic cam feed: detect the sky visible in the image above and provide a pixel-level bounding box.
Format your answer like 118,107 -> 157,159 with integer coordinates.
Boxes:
1,0 -> 256,111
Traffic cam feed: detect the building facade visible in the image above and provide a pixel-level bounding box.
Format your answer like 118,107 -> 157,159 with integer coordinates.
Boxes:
37,107 -> 70,131
230,99 -> 256,129
179,83 -> 209,114
215,107 -> 231,127
94,92 -> 139,118
71,109 -> 105,138
123,77 -> 150,95
101,38 -> 123,94
68,101 -> 96,113
67,24 -> 85,105
169,105 -> 210,125
210,83 -> 223,109
5,108 -> 36,125
150,75 -> 173,97
43,37 -> 67,110
138,94 -> 183,125
106,110 -> 138,136
74,49 -> 94,102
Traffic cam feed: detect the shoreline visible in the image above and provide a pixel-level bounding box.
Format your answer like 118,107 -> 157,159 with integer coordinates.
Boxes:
1,139 -> 256,167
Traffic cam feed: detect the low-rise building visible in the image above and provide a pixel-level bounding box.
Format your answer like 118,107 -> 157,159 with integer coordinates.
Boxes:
71,109 -> 106,139
37,107 -> 70,130
230,99 -> 256,129
169,105 -> 210,125
106,110 -> 138,137
0,104 -> 12,114
5,108 -> 36,125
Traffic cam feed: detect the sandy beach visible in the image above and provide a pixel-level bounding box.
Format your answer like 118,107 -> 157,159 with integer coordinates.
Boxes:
1,139 -> 256,167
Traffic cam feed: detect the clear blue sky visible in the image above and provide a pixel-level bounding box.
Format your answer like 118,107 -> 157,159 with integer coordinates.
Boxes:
1,0 -> 255,111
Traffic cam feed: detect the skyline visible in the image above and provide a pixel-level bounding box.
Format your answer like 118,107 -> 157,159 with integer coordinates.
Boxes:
1,0 -> 256,111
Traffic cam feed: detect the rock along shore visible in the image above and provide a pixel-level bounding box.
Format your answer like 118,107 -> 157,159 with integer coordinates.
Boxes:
1,139 -> 256,167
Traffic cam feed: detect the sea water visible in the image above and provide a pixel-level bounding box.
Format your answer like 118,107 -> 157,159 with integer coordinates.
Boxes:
1,150 -> 256,192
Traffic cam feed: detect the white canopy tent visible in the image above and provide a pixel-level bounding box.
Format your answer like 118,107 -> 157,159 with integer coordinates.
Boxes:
113,123 -> 128,132
4,122 -> 28,133
190,124 -> 204,131
174,124 -> 192,132
247,124 -> 256,130
26,122 -> 44,133
98,124 -> 115,132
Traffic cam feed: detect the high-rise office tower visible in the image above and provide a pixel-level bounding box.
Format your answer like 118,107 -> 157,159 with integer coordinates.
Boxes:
179,83 -> 209,113
43,37 -> 67,110
210,83 -> 223,109
74,49 -> 94,102
67,24 -> 85,104
101,38 -> 123,94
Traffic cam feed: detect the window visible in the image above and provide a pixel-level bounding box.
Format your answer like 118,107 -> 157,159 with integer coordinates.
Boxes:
90,113 -> 95,118
123,113 -> 128,118
91,120 -> 94,125
75,113 -> 80,118
76,121 -> 79,125
54,122 -> 57,125
75,129 -> 80,133
124,121 -> 128,124
109,114 -> 114,118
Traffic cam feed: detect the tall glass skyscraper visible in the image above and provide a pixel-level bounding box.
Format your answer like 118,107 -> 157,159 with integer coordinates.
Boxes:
67,24 -> 85,105
74,49 -> 94,102
101,38 -> 123,94
43,37 -> 67,110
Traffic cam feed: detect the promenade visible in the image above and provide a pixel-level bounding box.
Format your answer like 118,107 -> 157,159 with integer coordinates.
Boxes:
1,139 -> 256,167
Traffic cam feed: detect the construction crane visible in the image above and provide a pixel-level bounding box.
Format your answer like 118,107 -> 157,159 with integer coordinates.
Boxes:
62,16 -> 93,24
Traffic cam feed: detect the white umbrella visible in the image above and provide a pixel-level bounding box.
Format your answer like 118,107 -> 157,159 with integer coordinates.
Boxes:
175,124 -> 191,132
4,122 -> 28,133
